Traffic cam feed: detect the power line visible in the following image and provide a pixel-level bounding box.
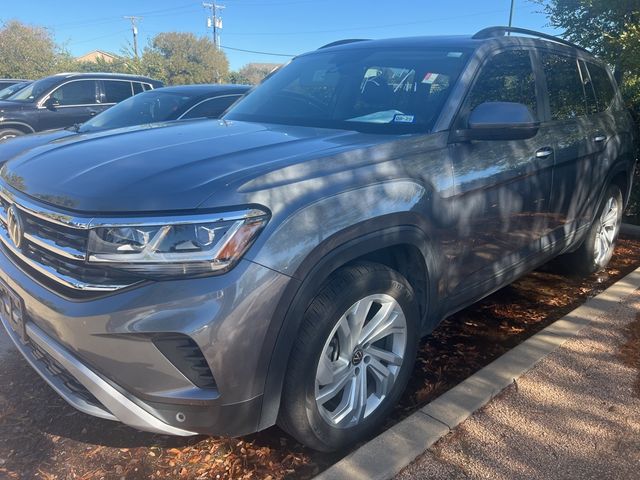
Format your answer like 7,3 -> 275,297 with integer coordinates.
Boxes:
220,45 -> 296,56
223,10 -> 505,36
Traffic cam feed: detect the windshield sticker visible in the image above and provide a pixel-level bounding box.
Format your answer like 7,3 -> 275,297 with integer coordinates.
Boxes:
393,114 -> 415,123
422,73 -> 439,84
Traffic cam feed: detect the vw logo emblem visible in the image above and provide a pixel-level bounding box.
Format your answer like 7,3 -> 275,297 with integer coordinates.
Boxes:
351,349 -> 364,366
6,205 -> 24,249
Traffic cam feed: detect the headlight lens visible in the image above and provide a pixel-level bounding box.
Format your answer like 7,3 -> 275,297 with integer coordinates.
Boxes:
87,209 -> 268,277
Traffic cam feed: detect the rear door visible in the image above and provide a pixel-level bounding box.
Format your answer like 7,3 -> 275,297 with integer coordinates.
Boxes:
538,51 -> 597,238
98,80 -> 136,115
447,48 -> 555,297
38,79 -> 101,130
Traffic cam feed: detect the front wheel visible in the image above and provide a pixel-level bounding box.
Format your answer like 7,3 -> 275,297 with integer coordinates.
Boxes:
0,128 -> 24,142
278,262 -> 419,451
560,184 -> 623,275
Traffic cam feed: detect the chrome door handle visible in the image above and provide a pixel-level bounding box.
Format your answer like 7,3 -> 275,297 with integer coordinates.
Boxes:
535,148 -> 553,159
593,135 -> 607,143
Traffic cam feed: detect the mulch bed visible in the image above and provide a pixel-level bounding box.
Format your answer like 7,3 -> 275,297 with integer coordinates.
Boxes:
1,238 -> 640,480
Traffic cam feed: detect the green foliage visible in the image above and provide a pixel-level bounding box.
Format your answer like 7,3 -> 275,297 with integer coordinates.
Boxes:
540,1 -> 640,220
0,20 -> 73,79
539,0 -> 640,74
228,63 -> 281,85
140,32 -> 229,85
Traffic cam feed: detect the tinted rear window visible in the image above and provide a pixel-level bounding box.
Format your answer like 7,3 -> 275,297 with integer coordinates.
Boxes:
103,80 -> 133,103
588,62 -> 616,112
541,52 -> 586,120
181,94 -> 243,119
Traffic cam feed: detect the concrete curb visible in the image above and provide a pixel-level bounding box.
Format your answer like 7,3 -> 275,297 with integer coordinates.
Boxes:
315,266 -> 640,480
621,222 -> 640,238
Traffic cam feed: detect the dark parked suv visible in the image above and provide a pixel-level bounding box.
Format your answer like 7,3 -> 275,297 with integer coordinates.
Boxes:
0,27 -> 635,451
0,72 -> 162,140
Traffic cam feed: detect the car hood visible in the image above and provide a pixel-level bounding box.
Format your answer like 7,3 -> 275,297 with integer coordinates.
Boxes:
0,100 -> 30,112
0,129 -> 76,163
1,119 -> 378,213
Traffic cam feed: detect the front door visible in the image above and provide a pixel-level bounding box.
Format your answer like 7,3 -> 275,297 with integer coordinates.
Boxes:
38,80 -> 101,131
446,48 -> 554,299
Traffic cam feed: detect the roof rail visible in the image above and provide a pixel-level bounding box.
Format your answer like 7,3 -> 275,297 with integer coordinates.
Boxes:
472,26 -> 589,53
318,39 -> 370,49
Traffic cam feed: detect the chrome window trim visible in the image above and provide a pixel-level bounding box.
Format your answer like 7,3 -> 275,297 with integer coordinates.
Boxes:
178,94 -> 243,120
37,78 -> 151,109
37,78 -> 102,109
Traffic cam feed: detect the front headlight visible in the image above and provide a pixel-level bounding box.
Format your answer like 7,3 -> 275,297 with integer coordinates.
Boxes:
87,209 -> 268,277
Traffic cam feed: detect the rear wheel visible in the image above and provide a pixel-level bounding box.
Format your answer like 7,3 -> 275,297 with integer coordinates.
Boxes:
0,128 -> 24,142
559,184 -> 623,275
278,262 -> 419,451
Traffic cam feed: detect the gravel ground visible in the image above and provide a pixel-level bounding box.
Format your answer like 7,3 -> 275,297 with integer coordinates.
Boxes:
0,327 -> 14,357
397,289 -> 640,480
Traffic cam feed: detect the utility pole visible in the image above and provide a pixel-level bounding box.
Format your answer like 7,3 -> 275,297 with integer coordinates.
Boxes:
203,2 -> 224,49
124,16 -> 142,58
508,0 -> 515,33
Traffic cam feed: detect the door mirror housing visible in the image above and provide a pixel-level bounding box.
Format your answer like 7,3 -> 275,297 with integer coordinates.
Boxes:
454,101 -> 539,141
43,97 -> 60,110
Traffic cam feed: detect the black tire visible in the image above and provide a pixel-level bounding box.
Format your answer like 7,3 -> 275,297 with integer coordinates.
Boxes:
0,129 -> 24,142
557,184 -> 623,275
278,262 -> 420,451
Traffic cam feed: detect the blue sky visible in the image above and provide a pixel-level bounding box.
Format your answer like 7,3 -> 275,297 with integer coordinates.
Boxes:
2,0 -> 559,70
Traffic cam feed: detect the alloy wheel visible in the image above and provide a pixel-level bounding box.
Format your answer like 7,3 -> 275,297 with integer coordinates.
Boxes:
593,195 -> 620,266
314,293 -> 407,428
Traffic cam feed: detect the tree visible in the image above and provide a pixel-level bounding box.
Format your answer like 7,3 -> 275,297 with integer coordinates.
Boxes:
140,32 -> 229,85
229,63 -> 282,85
538,0 -> 640,83
0,20 -> 73,79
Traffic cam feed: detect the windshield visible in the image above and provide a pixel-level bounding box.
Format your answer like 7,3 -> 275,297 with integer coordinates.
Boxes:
7,77 -> 59,102
79,90 -> 197,132
0,81 -> 31,100
225,47 -> 471,134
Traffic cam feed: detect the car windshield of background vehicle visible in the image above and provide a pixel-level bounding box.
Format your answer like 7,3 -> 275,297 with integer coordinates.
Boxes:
225,47 -> 472,134
6,77 -> 58,102
79,90 -> 196,132
0,81 -> 31,100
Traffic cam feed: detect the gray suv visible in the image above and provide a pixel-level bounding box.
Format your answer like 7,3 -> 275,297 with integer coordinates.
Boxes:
0,27 -> 635,451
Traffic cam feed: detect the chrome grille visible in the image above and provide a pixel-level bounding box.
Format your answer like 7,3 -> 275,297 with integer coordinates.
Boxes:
0,190 -> 137,293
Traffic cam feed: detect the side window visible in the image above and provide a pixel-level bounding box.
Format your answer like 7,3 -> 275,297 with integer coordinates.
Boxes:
587,62 -> 616,112
132,82 -> 144,94
142,83 -> 153,91
50,80 -> 98,106
466,50 -> 537,116
541,52 -> 586,120
578,60 -> 598,115
181,95 -> 243,119
103,80 -> 133,103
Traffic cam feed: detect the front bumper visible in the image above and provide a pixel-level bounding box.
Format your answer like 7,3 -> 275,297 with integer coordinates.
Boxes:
0,246 -> 293,436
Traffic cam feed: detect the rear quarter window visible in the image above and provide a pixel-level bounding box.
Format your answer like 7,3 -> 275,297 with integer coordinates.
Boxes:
587,62 -> 616,112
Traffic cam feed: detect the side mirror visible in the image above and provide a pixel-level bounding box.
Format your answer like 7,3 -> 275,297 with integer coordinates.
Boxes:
43,97 -> 60,110
454,101 -> 539,141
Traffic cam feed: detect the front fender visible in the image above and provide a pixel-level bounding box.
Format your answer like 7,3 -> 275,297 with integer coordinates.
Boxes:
248,179 -> 431,276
